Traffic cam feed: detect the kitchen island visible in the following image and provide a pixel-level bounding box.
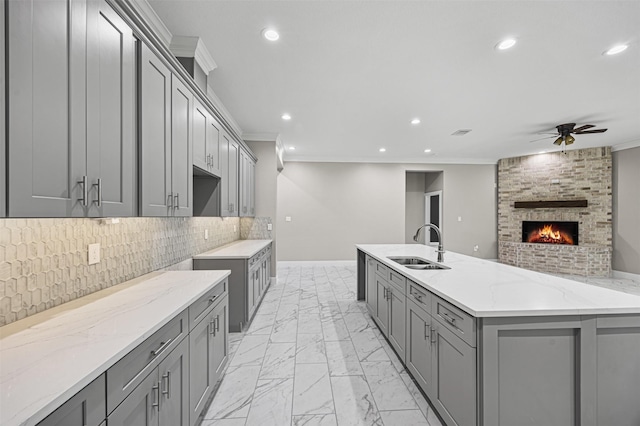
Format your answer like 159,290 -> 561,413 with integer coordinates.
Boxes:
356,244 -> 640,426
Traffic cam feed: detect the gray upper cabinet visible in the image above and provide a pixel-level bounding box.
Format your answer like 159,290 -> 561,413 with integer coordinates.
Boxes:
239,148 -> 256,217
86,0 -> 136,217
7,0 -> 135,218
1,1 -> 5,218
140,44 -> 192,217
220,134 -> 239,217
193,99 -> 222,178
170,75 -> 193,217
192,99 -> 209,172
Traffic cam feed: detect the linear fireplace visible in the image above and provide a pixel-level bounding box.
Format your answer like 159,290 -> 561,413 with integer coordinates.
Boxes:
522,221 -> 579,245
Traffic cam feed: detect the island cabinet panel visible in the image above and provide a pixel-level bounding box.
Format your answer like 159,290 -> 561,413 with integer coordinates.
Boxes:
406,299 -> 433,394
365,256 -> 377,317
388,286 -> 406,361
481,316 -> 582,426
375,276 -> 390,336
595,315 -> 640,426
431,322 -> 477,426
38,374 -> 106,426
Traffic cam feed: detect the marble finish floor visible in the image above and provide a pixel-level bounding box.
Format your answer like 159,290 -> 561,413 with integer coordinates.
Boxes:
201,263 -> 443,426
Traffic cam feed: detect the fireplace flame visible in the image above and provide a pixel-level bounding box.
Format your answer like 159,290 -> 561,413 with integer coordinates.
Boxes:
528,224 -> 574,245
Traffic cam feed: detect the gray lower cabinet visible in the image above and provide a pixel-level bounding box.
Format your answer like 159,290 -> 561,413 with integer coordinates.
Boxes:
194,244 -> 271,332
365,256 -> 377,317
37,375 -> 106,426
371,269 -> 406,360
374,276 -> 390,336
109,337 -> 189,426
406,299 -> 433,393
431,320 -> 477,426
189,295 -> 229,426
7,0 -> 135,217
140,43 -> 193,217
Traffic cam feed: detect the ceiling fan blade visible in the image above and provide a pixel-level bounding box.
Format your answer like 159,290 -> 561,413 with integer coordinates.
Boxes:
573,124 -> 595,132
575,128 -> 607,134
529,135 -> 556,143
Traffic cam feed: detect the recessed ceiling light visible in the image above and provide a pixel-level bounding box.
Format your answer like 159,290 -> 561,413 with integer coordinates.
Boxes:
379,148 -> 386,153
281,113 -> 291,120
288,146 -> 295,151
263,29 -> 280,41
411,118 -> 421,125
424,149 -> 432,153
605,44 -> 628,55
496,38 -> 516,50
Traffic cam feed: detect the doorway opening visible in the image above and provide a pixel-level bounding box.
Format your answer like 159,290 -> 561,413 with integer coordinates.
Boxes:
425,190 -> 443,245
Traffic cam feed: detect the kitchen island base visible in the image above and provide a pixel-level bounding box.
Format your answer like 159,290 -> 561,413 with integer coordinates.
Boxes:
357,246 -> 640,426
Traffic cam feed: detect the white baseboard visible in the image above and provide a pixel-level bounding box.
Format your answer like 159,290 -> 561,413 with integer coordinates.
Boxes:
613,270 -> 640,282
278,260 -> 357,267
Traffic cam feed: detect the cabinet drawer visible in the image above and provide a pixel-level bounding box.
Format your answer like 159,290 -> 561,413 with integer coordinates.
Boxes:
407,281 -> 431,311
388,270 -> 406,295
107,309 -> 188,413
189,279 -> 228,330
432,296 -> 476,347
374,261 -> 389,279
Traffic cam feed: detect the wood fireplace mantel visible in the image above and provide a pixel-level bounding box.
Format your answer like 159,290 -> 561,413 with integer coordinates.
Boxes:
514,200 -> 588,209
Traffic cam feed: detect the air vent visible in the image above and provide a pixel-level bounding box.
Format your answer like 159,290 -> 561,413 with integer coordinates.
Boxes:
451,129 -> 472,136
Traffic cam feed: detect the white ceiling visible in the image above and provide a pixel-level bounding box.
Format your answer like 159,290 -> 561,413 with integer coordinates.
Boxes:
147,0 -> 640,163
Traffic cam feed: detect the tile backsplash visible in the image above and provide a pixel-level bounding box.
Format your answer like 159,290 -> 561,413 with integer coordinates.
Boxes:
0,216 -> 241,326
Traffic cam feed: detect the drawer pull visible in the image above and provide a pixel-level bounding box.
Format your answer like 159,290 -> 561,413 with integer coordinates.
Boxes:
151,338 -> 173,358
162,372 -> 171,398
412,291 -> 423,303
442,312 -> 457,326
152,382 -> 160,409
208,294 -> 219,304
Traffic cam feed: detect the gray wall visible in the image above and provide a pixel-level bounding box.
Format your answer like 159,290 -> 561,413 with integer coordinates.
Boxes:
247,140 -> 278,272
277,162 -> 497,261
405,172 -> 427,244
612,146 -> 640,274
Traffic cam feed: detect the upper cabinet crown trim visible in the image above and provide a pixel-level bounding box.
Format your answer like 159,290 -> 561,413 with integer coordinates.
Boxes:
170,35 -> 218,74
127,0 -> 172,46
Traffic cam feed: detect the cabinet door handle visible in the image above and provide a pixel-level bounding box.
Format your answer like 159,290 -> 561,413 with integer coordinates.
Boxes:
93,178 -> 102,207
152,382 -> 160,409
150,338 -> 173,357
167,193 -> 173,208
78,176 -> 88,207
207,154 -> 211,166
210,318 -> 215,335
215,314 -> 220,332
174,193 -> 179,209
162,372 -> 171,399
430,326 -> 437,344
424,323 -> 430,341
442,312 -> 457,326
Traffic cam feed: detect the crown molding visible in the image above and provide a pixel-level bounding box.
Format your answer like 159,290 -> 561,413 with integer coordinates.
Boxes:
169,36 -> 217,74
611,139 -> 640,152
242,133 -> 279,142
129,0 -> 172,46
282,155 -> 498,165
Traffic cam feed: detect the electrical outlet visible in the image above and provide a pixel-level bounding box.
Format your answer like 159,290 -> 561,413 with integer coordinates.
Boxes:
474,245 -> 479,252
267,223 -> 273,231
88,243 -> 100,265
458,216 -> 462,222
204,229 -> 209,240
285,216 -> 292,222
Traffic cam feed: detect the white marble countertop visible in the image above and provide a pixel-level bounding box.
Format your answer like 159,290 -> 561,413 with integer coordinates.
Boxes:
0,270 -> 230,426
357,244 -> 640,317
193,239 -> 272,260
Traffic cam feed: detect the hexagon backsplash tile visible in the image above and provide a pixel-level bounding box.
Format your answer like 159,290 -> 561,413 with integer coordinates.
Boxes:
0,217 -> 240,326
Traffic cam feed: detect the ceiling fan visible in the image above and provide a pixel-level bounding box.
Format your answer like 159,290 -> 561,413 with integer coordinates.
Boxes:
530,123 -> 608,146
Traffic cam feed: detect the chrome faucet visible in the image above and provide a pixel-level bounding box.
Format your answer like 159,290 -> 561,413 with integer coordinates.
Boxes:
413,223 -> 444,263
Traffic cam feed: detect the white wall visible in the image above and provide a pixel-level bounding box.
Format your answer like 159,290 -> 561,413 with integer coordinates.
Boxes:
277,162 -> 497,261
612,146 -> 640,274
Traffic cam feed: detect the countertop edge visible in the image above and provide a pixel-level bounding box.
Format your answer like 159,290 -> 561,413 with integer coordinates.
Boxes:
193,239 -> 272,260
1,270 -> 231,426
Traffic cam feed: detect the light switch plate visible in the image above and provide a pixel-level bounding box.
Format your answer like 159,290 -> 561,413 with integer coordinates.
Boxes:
267,223 -> 273,231
285,216 -> 292,222
204,229 -> 209,240
88,243 -> 100,265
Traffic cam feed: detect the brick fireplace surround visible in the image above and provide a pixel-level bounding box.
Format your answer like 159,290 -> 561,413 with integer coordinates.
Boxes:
498,147 -> 612,277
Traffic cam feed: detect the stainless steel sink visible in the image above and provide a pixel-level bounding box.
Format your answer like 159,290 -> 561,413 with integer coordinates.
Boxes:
387,257 -> 450,270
